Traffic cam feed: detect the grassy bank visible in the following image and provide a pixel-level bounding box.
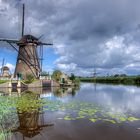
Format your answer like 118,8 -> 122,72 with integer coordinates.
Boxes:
79,76 -> 140,85
0,80 -> 8,84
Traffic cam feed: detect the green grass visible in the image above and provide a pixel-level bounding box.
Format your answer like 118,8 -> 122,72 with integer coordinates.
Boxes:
22,79 -> 38,84
0,80 -> 8,84
79,76 -> 140,85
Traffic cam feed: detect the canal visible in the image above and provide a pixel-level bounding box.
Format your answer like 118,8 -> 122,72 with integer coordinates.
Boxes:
1,83 -> 140,140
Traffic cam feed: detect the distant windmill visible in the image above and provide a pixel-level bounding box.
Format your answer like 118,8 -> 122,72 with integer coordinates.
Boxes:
92,66 -> 100,78
0,4 -> 53,79
0,58 -> 5,76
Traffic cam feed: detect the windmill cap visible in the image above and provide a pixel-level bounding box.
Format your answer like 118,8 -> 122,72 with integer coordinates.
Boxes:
17,35 -> 39,46
2,66 -> 9,70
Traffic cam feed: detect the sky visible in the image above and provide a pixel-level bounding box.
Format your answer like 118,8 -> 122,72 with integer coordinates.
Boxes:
0,0 -> 140,76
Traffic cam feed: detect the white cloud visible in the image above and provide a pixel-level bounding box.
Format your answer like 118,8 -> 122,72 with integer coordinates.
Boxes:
56,63 -> 77,71
1,0 -> 140,76
54,34 -> 140,76
5,63 -> 15,72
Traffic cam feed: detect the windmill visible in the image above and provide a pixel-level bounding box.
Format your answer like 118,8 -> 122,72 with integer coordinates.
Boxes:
0,4 -> 53,80
0,58 -> 5,76
92,66 -> 100,78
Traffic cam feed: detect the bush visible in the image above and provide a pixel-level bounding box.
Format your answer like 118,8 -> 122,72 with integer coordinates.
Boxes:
74,78 -> 80,86
24,74 -> 34,84
70,73 -> 75,81
52,70 -> 62,81
79,76 -> 138,85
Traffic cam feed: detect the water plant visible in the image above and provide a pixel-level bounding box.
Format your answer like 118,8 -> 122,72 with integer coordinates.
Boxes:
0,91 -> 140,139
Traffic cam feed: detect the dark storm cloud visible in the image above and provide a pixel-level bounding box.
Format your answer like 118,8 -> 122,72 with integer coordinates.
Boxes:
1,0 -> 140,75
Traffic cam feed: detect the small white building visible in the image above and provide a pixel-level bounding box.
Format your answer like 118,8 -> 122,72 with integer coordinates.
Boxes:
60,73 -> 72,85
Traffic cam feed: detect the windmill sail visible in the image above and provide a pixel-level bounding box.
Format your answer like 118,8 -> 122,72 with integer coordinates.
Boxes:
0,38 -> 19,43
22,3 -> 25,37
0,58 -> 5,76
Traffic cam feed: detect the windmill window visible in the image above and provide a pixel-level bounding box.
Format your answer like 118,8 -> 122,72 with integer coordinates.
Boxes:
27,38 -> 33,43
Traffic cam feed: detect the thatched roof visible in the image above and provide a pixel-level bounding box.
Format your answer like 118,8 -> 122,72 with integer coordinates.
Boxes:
2,66 -> 9,71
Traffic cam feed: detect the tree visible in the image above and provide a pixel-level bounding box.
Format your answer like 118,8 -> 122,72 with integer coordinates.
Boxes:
120,74 -> 127,77
25,74 -> 34,84
114,74 -> 119,77
40,71 -> 49,76
70,73 -> 75,81
52,70 -> 62,81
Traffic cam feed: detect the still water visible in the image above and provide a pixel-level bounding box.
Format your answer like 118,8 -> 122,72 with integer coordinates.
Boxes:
1,83 -> 140,140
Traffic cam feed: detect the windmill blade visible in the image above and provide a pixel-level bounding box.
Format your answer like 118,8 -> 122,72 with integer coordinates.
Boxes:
38,45 -> 44,73
21,3 -> 25,37
0,38 -> 19,44
38,34 -> 44,40
38,38 -> 53,46
1,58 -> 5,76
38,42 -> 53,46
2,58 -> 5,68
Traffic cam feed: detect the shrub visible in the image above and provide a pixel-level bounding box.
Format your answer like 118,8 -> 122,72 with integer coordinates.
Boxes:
24,74 -> 34,84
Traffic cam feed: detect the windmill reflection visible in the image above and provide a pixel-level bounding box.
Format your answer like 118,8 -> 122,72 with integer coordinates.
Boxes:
0,86 -> 79,139
52,86 -> 79,97
12,91 -> 53,139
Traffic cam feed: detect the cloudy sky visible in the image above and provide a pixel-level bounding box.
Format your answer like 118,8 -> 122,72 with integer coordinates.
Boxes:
0,0 -> 140,76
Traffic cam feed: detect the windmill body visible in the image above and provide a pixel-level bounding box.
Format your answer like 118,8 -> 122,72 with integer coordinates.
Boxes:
15,35 -> 41,79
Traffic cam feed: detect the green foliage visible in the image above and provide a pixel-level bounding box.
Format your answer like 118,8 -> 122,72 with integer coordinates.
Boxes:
71,78 -> 80,87
42,100 -> 140,124
16,93 -> 45,113
0,80 -> 8,84
40,71 -> 49,76
24,74 -> 35,84
79,76 -> 140,85
0,96 -> 17,140
70,73 -> 75,81
64,115 -> 75,120
52,70 -> 62,81
135,76 -> 140,84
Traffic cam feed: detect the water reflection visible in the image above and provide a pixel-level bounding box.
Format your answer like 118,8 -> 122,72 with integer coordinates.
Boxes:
78,83 -> 140,115
0,86 -> 79,98
11,91 -> 53,139
1,83 -> 140,140
0,87 -> 77,140
52,87 -> 79,97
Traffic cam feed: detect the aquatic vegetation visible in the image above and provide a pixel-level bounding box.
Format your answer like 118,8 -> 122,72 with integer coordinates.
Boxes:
41,99 -> 140,124
43,100 -> 62,111
0,96 -> 17,140
43,100 -> 140,124
15,94 -> 45,113
64,115 -> 75,120
127,117 -> 140,122
0,92 -> 47,140
0,90 -> 140,139
0,131 -> 12,140
89,118 -> 97,122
